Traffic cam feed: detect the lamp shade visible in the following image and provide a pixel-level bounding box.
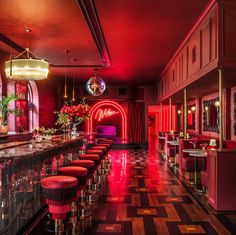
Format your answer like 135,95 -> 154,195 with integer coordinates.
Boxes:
209,139 -> 217,147
5,58 -> 49,80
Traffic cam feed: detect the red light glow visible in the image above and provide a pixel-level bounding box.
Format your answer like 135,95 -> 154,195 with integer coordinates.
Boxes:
94,108 -> 119,122
87,100 -> 127,140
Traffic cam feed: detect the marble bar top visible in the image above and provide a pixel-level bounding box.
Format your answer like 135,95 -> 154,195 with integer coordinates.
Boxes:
0,135 -> 86,160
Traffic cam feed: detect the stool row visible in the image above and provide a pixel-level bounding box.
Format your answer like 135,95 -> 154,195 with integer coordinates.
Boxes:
41,139 -> 113,234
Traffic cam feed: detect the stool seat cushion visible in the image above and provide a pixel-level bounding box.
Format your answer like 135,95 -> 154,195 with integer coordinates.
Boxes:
91,146 -> 107,150
79,154 -> 100,160
58,166 -> 88,177
97,143 -> 110,147
86,149 -> 103,155
70,160 -> 94,168
41,176 -> 78,189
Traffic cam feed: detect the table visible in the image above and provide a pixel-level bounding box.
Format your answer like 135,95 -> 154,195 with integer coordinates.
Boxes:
189,150 -> 207,193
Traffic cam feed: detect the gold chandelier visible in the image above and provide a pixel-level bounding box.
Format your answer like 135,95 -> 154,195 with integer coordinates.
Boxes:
5,48 -> 49,81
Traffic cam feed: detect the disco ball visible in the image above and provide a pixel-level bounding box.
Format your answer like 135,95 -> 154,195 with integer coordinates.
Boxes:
86,75 -> 106,96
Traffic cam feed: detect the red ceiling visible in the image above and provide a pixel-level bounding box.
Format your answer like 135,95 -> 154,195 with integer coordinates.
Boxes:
0,0 -> 209,85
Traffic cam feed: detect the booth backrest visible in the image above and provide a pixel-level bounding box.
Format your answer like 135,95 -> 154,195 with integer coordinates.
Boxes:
96,126 -> 116,139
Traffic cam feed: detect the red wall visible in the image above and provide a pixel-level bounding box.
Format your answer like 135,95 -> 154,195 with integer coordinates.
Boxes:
148,105 -> 177,136
37,77 -> 58,128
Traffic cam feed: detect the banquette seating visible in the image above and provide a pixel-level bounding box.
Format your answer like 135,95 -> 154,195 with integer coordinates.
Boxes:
96,125 -> 116,141
164,133 -> 176,163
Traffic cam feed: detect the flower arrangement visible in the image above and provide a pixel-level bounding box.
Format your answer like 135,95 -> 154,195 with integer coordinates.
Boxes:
55,99 -> 90,130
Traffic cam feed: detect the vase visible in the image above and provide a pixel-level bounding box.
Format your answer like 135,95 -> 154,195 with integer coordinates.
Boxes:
71,123 -> 78,136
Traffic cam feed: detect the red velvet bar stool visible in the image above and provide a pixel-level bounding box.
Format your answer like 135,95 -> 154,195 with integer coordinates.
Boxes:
91,145 -> 107,152
79,153 -> 106,197
57,166 -> 89,234
86,149 -> 111,181
79,154 -> 100,165
90,145 -> 110,166
70,159 -> 99,206
86,149 -> 103,157
97,143 -> 111,149
87,148 -> 111,175
41,176 -> 78,233
70,160 -> 96,193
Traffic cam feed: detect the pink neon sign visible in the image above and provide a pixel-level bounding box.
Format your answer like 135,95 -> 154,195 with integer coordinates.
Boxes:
94,108 -> 119,122
87,100 -> 127,140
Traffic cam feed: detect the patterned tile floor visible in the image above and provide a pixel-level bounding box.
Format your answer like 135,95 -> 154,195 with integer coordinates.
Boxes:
87,140 -> 235,235
30,139 -> 236,234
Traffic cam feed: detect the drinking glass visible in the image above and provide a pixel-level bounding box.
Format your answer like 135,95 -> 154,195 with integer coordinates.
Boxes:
200,143 -> 208,151
189,141 -> 197,149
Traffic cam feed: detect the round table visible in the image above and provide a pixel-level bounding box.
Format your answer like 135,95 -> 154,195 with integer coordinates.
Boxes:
189,150 -> 207,193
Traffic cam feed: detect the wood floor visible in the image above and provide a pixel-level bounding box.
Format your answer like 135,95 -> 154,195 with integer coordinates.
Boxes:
87,140 -> 235,235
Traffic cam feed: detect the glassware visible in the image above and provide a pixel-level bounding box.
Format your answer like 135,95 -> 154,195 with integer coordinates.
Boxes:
200,143 -> 208,151
189,141 -> 197,149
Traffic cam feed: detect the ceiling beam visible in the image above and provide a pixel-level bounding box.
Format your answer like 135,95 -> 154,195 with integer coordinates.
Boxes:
0,33 -> 25,53
76,0 -> 112,67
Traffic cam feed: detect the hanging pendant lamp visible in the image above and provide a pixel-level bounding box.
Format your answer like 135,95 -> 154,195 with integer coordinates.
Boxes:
5,29 -> 49,81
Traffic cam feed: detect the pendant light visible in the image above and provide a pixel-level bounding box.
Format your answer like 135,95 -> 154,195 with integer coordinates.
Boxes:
5,29 -> 49,80
64,50 -> 69,99
71,58 -> 76,102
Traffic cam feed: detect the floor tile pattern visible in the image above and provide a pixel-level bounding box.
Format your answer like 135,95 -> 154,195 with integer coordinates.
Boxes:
87,142 -> 233,235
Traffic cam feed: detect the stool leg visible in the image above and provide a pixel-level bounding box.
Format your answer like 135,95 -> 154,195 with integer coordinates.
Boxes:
70,202 -> 80,235
55,219 -> 64,234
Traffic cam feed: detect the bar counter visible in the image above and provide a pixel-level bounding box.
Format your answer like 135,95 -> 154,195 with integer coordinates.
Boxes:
0,135 -> 86,235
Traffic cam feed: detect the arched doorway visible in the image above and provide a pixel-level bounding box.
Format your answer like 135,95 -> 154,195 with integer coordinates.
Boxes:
87,100 -> 127,141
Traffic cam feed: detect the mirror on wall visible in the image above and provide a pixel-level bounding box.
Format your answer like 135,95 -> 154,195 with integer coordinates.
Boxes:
203,98 -> 219,132
187,104 -> 196,130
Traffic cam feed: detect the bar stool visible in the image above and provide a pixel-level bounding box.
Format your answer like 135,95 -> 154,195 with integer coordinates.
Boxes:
57,166 -> 89,234
78,154 -> 105,198
70,160 -> 96,192
79,154 -> 100,166
91,146 -> 107,152
41,175 -> 78,233
87,149 -> 111,175
70,160 -> 98,206
96,143 -> 111,149
86,149 -> 103,156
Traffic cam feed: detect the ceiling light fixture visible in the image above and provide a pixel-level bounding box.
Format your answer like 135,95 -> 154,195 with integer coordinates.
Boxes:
71,58 -> 76,102
86,69 -> 106,96
5,29 -> 49,80
64,50 -> 69,99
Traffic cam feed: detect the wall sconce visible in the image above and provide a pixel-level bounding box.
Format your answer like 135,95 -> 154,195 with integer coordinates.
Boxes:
177,110 -> 181,115
191,106 -> 196,112
214,100 -> 220,107
188,110 -> 191,114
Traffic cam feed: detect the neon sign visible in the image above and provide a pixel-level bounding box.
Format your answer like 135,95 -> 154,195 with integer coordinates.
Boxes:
87,100 -> 127,140
95,108 -> 119,121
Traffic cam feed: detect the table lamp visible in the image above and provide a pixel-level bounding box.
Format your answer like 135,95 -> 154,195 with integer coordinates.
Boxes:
209,139 -> 217,149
